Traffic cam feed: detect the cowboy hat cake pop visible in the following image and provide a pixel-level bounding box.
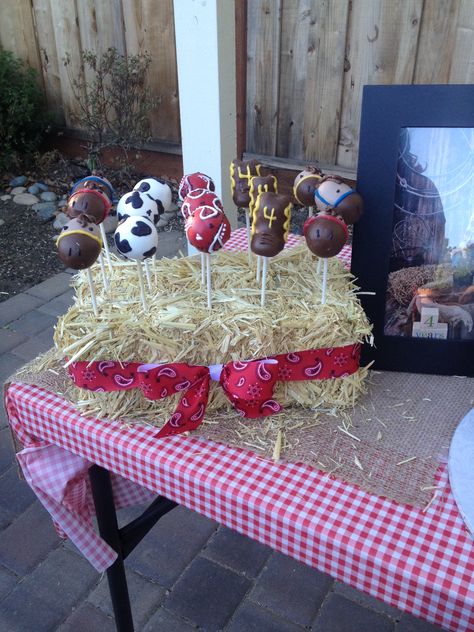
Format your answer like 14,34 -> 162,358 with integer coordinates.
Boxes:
117,190 -> 160,225
134,177 -> 172,216
71,175 -> 115,202
293,166 -> 323,207
314,175 -> 364,225
180,188 -> 223,220
178,172 -> 215,201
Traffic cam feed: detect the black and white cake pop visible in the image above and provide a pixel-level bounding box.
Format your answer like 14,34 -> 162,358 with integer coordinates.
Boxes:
114,216 -> 159,260
134,177 -> 172,215
116,190 -> 160,225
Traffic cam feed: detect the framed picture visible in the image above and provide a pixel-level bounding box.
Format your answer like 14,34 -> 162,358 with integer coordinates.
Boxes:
352,85 -> 474,376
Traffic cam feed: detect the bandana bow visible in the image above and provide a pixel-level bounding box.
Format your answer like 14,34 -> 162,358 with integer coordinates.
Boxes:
68,343 -> 361,438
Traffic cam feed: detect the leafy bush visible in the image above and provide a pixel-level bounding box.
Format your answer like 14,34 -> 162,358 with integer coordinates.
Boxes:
64,48 -> 159,169
0,49 -> 49,170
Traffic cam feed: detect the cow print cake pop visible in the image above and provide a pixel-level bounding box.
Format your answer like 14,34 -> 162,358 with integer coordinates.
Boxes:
304,214 -> 348,258
185,205 -> 231,253
134,177 -> 172,215
117,190 -> 160,225
67,189 -> 111,224
178,172 -> 215,201
181,188 -> 223,220
56,217 -> 102,269
114,216 -> 158,260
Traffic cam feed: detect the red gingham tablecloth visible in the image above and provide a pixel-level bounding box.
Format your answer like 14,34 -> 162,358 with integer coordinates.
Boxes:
4,228 -> 474,631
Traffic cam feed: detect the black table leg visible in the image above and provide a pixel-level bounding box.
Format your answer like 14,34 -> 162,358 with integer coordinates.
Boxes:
89,464 -> 134,632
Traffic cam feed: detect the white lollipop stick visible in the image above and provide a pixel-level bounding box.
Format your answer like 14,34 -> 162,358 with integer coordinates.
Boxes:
86,268 -> 98,317
261,257 -> 268,307
321,258 -> 328,304
317,258 -> 322,275
256,254 -> 261,282
99,223 -> 113,272
136,261 -> 148,311
98,253 -> 109,291
201,252 -> 206,284
308,206 -> 314,218
206,253 -> 212,309
144,259 -> 152,291
245,210 -> 251,266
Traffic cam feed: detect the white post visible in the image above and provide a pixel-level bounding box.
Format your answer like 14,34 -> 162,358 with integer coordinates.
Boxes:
173,0 -> 238,256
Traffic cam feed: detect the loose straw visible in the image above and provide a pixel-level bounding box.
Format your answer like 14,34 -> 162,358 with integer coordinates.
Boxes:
321,259 -> 328,304
201,252 -> 206,285
206,253 -> 212,309
99,223 -> 113,272
98,253 -> 109,291
245,210 -> 251,266
261,256 -> 268,307
308,206 -> 314,218
86,268 -> 98,317
317,258 -> 322,275
144,259 -> 152,291
136,261 -> 148,311
256,255 -> 261,282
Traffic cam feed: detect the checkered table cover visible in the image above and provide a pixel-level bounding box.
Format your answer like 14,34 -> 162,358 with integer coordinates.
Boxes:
5,228 -> 474,631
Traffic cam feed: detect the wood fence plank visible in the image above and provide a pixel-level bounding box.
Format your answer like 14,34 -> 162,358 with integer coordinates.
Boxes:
49,0 -> 84,127
32,0 -> 64,124
449,0 -> 474,83
122,0 -> 180,143
0,0 -> 42,75
414,0 -> 460,83
246,0 -> 282,156
276,0 -> 349,164
336,0 -> 423,170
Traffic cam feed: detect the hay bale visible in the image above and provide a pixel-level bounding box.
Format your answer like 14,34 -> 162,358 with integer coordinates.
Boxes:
54,246 -> 372,425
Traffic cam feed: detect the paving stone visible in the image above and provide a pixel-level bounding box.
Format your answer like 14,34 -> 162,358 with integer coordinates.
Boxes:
312,593 -> 393,632
0,352 -> 25,384
0,502 -> 59,575
0,505 -> 15,530
249,552 -> 333,627
0,328 -> 27,354
333,581 -> 402,619
202,525 -> 272,578
11,333 -> 54,361
165,556 -> 251,631
157,230 -> 187,258
0,293 -> 44,326
396,612 -> 444,631
0,547 -> 97,632
25,272 -> 72,300
59,603 -> 116,632
227,600 -> 304,632
38,291 -> 75,317
8,310 -> 57,336
0,566 -> 18,601
88,569 -> 165,628
0,466 -> 36,516
126,505 -> 217,587
0,426 -> 16,476
0,403 -> 8,430
142,607 -> 198,632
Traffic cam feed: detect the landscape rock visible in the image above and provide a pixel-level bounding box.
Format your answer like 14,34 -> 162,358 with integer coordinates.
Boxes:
53,212 -> 69,230
9,176 -> 27,187
102,213 -> 118,234
156,217 -> 169,228
40,191 -> 57,202
13,193 -> 40,206
167,202 -> 180,213
0,219 -> 5,227
36,182 -> 49,192
27,184 -> 40,195
11,187 -> 27,195
1,195 -> 11,201
163,211 -> 177,222
32,201 -> 57,221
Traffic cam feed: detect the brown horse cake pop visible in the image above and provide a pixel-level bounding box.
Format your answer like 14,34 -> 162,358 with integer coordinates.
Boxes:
293,166 -> 323,209
67,189 -> 111,224
56,217 -> 102,269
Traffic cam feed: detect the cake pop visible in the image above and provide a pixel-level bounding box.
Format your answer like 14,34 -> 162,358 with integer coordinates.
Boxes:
117,190 -> 160,225
314,175 -> 363,224
67,188 -> 111,224
230,159 -> 262,208
293,166 -> 323,215
178,172 -> 215,201
249,175 -> 278,282
71,175 -> 115,202
134,177 -> 172,215
181,188 -> 223,220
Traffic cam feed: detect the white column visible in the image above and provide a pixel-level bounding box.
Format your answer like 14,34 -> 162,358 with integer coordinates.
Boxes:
173,0 -> 238,255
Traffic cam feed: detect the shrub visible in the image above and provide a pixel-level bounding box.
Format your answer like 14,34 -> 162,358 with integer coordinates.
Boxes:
64,48 -> 159,170
0,49 -> 49,170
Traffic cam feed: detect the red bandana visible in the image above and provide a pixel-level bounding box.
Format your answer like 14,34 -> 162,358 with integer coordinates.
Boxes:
68,343 -> 361,438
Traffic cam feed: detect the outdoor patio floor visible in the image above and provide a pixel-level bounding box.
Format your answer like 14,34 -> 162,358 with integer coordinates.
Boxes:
0,232 -> 442,631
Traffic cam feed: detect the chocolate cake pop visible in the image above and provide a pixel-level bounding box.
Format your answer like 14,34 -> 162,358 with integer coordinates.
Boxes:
67,189 -> 111,224
134,177 -> 172,215
56,217 -> 102,269
71,176 -> 115,202
181,188 -> 223,220
304,214 -> 348,258
178,172 -> 215,201
249,175 -> 278,216
293,166 -> 323,206
314,175 -> 363,224
117,190 -> 160,225
250,192 -> 292,257
230,159 -> 262,207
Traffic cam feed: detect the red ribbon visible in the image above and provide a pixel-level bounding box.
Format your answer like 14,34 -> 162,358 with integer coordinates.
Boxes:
68,343 -> 361,438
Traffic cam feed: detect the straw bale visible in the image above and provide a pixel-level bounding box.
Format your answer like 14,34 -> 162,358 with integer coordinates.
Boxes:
54,246 -> 371,425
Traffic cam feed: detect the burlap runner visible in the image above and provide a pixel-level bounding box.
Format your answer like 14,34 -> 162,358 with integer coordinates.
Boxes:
6,350 -> 473,508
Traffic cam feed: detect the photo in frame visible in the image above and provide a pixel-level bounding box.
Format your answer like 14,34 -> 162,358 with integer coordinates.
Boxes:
352,85 -> 474,376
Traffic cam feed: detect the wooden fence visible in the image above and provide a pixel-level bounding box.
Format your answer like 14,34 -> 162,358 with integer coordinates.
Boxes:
0,0 -> 473,171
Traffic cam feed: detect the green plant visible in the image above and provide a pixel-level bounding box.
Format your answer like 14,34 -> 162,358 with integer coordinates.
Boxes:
64,48 -> 159,169
0,49 -> 50,170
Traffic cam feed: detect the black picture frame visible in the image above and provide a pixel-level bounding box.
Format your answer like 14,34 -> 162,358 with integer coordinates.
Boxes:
352,84 -> 474,377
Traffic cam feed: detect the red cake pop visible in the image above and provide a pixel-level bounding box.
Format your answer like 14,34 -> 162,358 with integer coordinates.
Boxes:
180,188 -> 223,220
185,205 -> 231,254
178,172 -> 215,201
